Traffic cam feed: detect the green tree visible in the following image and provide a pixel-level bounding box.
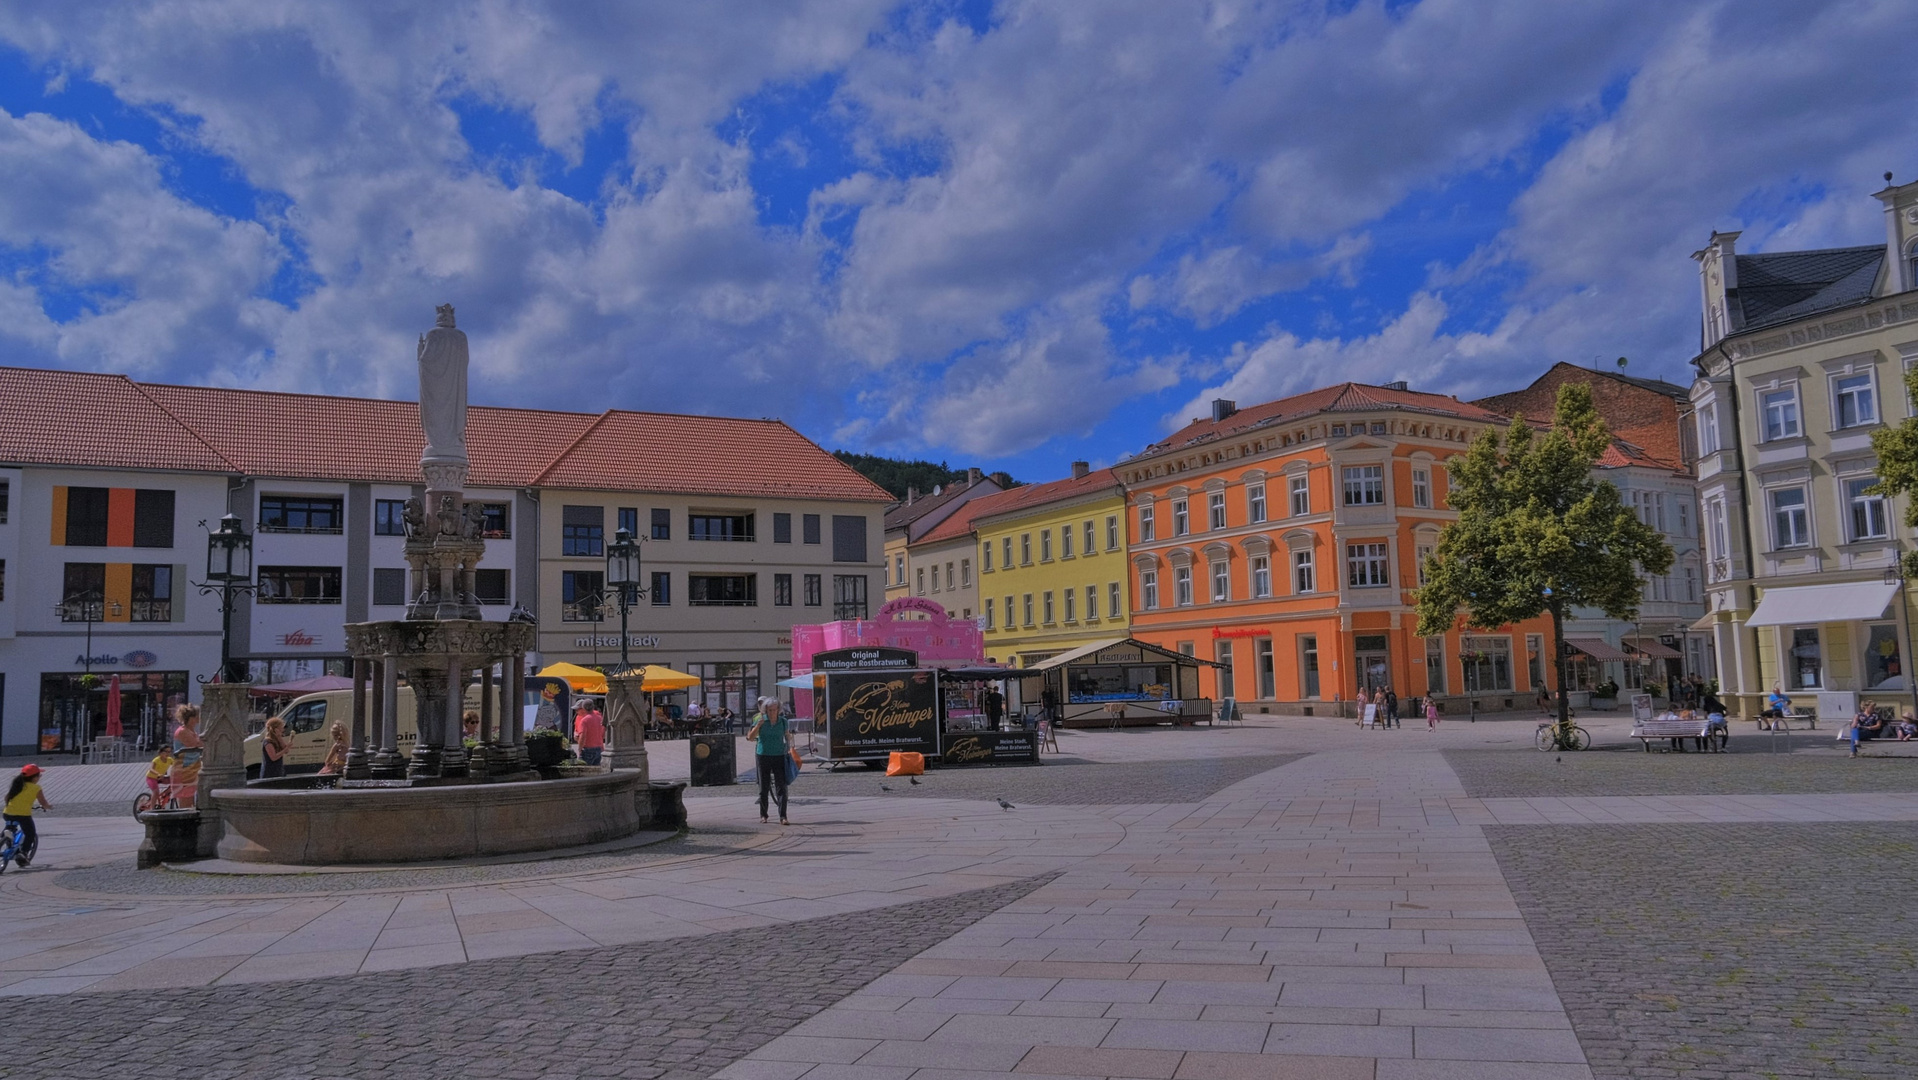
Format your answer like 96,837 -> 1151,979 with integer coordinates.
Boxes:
1870,365 -> 1918,577
1414,383 -> 1673,735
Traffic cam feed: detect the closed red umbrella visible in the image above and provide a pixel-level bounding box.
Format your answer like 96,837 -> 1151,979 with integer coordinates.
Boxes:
105,674 -> 123,738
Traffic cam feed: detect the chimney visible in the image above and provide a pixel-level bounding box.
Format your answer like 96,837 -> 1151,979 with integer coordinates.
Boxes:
1383,380 -> 1408,392
968,467 -> 982,485
1210,399 -> 1237,422
906,486 -> 917,505
1071,461 -> 1090,479
990,471 -> 1012,488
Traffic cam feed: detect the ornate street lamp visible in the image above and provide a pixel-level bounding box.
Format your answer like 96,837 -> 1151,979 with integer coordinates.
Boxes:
194,513 -> 257,683
606,527 -> 644,673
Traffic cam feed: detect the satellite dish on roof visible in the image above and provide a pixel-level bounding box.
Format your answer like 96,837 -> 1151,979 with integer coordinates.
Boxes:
1617,356 -> 1628,370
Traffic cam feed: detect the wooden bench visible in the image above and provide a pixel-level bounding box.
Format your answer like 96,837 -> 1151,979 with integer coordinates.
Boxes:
1630,716 -> 1726,752
1756,709 -> 1816,731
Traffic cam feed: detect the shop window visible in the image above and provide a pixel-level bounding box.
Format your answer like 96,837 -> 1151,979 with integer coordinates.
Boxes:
690,513 -> 754,542
833,575 -> 868,619
373,568 -> 407,606
1216,641 -> 1234,698
1256,638 -> 1275,698
651,571 -> 671,606
1461,635 -> 1513,693
1865,623 -> 1904,690
1789,627 -> 1822,690
562,505 -> 604,556
1300,635 -> 1320,698
689,574 -> 757,606
804,574 -> 822,606
375,499 -> 407,536
686,661 -> 762,719
259,495 -> 343,534
651,507 -> 671,540
561,570 -> 603,621
1426,637 -> 1446,695
258,566 -> 342,604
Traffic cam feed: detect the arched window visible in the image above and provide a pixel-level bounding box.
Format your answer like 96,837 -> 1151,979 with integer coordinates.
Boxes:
1907,239 -> 1918,292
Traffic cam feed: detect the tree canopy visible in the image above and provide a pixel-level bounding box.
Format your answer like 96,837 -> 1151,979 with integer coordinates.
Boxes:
832,451 -> 1017,501
1414,382 -> 1673,726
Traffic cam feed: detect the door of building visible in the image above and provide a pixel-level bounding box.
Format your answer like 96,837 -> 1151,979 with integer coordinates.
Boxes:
1353,634 -> 1391,695
38,672 -> 190,753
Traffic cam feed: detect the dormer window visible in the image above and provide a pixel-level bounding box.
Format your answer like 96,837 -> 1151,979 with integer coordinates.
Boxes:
1330,424 -> 1346,437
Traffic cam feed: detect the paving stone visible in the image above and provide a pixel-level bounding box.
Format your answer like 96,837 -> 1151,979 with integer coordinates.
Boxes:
1445,748 -> 1918,798
0,874 -> 1055,1080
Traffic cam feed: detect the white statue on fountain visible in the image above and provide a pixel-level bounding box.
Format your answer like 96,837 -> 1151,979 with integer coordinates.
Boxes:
418,303 -> 469,478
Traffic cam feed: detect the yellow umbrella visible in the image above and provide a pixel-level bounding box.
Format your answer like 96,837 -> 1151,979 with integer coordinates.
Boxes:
536,662 -> 607,694
638,665 -> 701,693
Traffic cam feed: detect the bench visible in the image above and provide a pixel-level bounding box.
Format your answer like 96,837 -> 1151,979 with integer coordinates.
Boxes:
1756,710 -> 1816,731
1630,716 -> 1726,752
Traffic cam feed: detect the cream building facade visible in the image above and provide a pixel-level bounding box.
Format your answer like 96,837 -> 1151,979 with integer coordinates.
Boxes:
1692,176 -> 1918,717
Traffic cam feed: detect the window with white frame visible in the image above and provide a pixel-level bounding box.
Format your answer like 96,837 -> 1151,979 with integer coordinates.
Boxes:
1043,591 -> 1055,624
1346,542 -> 1390,587
1023,593 -> 1034,626
1002,537 -> 1013,569
1140,568 -> 1159,609
1040,531 -> 1052,562
1411,468 -> 1431,508
1106,516 -> 1119,550
1706,497 -> 1729,567
1139,504 -> 1155,542
1210,560 -> 1229,602
984,596 -> 995,628
1208,491 -> 1226,530
1293,549 -> 1316,593
1084,520 -> 1095,554
1769,487 -> 1811,549
1060,526 -> 1072,558
1021,533 -> 1032,564
1697,400 -> 1720,454
1847,477 -> 1889,540
1761,387 -> 1800,441
1064,588 -> 1076,622
1085,584 -> 1098,620
1683,565 -> 1698,602
1172,498 -> 1190,536
1289,475 -> 1309,516
1173,565 -> 1194,605
1425,637 -> 1446,695
894,553 -> 905,584
1632,491 -> 1667,533
1342,465 -> 1385,505
1247,482 -> 1267,523
1108,581 -> 1121,617
1676,499 -> 1690,537
1834,372 -> 1877,429
1250,555 -> 1271,597
1415,543 -> 1434,586
916,567 -> 926,595
961,558 -> 972,587
1004,593 -> 1014,626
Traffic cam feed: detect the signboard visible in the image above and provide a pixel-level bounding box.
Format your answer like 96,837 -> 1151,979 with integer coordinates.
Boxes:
1094,646 -> 1145,664
1631,693 -> 1654,723
1361,704 -> 1378,728
940,729 -> 1039,765
825,669 -> 938,758
813,646 -> 919,671
525,677 -> 573,735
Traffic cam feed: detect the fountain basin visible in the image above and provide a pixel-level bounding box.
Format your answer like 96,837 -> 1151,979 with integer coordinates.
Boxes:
211,772 -> 653,865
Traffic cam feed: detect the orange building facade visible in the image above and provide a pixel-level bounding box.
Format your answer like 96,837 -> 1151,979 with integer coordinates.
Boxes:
1121,384 -> 1556,715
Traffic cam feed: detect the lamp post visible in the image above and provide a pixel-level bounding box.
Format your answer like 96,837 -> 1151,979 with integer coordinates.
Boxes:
193,513 -> 257,684
55,589 -> 121,675
1885,562 -> 1918,719
606,527 -> 644,673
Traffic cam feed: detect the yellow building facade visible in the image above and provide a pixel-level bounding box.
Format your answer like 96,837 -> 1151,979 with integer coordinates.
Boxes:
974,465 -> 1130,667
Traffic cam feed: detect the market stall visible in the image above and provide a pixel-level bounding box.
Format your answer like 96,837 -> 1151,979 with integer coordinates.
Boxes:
807,646 -> 1032,766
1016,638 -> 1215,728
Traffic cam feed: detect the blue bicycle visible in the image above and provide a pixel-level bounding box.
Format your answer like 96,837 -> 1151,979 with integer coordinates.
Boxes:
0,818 -> 25,872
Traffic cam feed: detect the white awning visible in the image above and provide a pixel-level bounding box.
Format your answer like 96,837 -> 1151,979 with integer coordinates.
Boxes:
1745,580 -> 1900,628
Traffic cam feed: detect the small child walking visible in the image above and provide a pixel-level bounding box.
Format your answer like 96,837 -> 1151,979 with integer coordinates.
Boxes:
1425,698 -> 1441,731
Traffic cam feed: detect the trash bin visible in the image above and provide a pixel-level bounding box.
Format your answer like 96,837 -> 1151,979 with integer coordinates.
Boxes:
688,733 -> 736,787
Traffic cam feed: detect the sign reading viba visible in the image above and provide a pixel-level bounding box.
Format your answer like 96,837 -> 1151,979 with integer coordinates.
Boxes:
825,669 -> 939,758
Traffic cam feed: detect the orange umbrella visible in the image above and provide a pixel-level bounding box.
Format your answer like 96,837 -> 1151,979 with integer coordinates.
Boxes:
105,674 -> 123,738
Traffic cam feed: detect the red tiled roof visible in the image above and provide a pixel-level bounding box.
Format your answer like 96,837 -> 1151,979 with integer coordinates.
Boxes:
1145,383 -> 1508,458
966,468 -> 1123,526
1595,438 -> 1688,475
0,365 -> 890,501
534,411 -> 892,502
0,367 -> 234,473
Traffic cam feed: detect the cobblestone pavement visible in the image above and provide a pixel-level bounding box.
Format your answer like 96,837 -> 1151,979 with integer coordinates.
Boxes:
1447,748 -> 1918,798
1487,822 -> 1918,1079
690,753 -> 1305,805
0,874 -> 1056,1080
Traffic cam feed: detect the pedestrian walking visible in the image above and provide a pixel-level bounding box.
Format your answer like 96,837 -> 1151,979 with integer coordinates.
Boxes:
1425,698 -> 1440,731
746,697 -> 791,825
259,715 -> 290,779
573,700 -> 605,766
1383,688 -> 1399,728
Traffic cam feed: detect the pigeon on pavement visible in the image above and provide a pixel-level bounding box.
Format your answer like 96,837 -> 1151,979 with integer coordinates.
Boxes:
909,777 -> 921,785
997,798 -> 1015,811
880,783 -> 894,792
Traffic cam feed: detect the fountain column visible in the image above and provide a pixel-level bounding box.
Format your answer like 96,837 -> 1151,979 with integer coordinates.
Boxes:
371,654 -> 405,779
479,665 -> 495,775
442,663 -> 469,777
346,657 -> 370,780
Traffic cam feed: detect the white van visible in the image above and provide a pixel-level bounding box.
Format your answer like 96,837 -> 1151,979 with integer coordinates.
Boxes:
245,684 -> 486,775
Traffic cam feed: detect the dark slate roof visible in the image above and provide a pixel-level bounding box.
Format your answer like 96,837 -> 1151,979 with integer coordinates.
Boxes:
882,476 -> 998,532
1735,245 -> 1884,331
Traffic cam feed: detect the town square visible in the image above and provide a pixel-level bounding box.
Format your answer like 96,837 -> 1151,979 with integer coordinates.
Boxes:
1,3 -> 1916,1079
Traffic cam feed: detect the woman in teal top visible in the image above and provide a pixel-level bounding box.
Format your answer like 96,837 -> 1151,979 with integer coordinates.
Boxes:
746,698 -> 791,825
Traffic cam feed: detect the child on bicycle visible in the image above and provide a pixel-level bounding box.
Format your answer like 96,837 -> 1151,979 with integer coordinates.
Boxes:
4,763 -> 51,867
145,746 -> 178,807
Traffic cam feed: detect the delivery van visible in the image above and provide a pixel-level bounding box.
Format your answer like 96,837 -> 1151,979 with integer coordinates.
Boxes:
244,684 -> 484,776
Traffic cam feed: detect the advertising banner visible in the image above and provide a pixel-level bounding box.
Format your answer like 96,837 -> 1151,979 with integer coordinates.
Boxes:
826,670 -> 939,758
939,729 -> 1039,765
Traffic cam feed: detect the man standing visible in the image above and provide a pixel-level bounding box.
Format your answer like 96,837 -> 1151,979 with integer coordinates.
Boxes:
574,699 -> 606,766
1382,687 -> 1399,728
983,685 -> 1005,729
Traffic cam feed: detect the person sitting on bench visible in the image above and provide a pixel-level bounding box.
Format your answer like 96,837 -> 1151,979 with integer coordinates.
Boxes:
1763,686 -> 1791,720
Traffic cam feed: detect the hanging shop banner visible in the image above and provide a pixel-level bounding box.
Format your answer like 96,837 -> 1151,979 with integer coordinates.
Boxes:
939,729 -> 1039,765
825,669 -> 938,758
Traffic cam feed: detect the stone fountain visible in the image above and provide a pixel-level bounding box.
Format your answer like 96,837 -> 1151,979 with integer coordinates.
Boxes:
199,306 -> 677,867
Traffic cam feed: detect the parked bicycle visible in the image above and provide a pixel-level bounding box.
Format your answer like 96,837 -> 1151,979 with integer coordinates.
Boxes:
1536,719 -> 1591,751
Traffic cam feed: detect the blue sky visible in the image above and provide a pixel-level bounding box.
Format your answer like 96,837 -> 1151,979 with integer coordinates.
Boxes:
0,2 -> 1911,484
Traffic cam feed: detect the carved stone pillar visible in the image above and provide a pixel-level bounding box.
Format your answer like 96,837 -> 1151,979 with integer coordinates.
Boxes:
441,664 -> 469,777
196,681 -> 252,857
503,649 -> 531,772
371,656 -> 406,779
346,658 -> 371,780
606,670 -> 650,781
407,662 -> 444,779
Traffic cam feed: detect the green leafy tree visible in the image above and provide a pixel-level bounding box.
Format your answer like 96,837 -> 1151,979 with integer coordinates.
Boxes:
1870,366 -> 1918,577
1414,383 -> 1673,734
